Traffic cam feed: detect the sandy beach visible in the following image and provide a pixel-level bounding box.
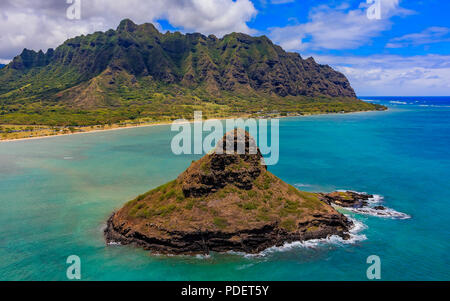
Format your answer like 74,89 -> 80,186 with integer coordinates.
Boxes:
0,110 -> 380,143
0,121 -> 176,143
0,115 -> 246,143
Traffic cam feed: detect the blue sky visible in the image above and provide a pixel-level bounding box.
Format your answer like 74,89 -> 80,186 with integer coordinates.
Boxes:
260,0 -> 450,96
0,0 -> 449,96
159,0 -> 450,96
253,0 -> 450,56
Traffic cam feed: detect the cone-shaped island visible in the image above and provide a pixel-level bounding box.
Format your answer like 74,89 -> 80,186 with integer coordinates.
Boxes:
105,129 -> 359,255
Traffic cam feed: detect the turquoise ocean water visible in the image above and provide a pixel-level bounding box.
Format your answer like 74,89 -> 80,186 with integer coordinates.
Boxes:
0,96 -> 449,280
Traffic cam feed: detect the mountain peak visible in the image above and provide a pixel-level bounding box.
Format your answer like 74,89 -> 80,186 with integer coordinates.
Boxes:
180,129 -> 266,197
117,18 -> 138,32
214,128 -> 259,157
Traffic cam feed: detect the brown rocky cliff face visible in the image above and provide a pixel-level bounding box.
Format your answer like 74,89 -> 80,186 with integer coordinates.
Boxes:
105,129 -> 353,255
180,130 -> 266,197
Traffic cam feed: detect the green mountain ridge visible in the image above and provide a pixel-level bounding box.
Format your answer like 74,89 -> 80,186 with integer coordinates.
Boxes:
0,19 -> 384,126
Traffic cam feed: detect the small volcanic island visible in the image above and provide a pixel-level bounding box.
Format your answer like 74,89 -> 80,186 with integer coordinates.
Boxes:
105,129 -> 370,255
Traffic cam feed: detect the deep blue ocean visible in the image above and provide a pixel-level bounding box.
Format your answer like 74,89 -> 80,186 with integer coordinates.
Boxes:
0,96 -> 449,280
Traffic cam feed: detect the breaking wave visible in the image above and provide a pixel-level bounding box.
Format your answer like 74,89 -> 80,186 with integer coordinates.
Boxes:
418,104 -> 450,108
345,206 -> 411,219
257,218 -> 367,256
338,193 -> 411,220
294,183 -> 312,187
225,217 -> 368,258
107,241 -> 122,246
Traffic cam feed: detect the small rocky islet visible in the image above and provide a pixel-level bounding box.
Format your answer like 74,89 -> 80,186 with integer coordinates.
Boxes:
105,129 -> 382,255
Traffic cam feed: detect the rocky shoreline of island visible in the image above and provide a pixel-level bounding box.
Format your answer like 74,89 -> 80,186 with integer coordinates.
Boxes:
104,208 -> 353,255
103,130 -> 384,255
104,187 -> 410,255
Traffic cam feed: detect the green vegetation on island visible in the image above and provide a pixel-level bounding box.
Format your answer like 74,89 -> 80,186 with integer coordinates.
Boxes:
105,130 -> 354,254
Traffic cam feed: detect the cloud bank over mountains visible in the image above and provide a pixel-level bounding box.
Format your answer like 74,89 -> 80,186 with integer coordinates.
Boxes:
313,54 -> 450,96
0,0 -> 256,62
268,0 -> 413,51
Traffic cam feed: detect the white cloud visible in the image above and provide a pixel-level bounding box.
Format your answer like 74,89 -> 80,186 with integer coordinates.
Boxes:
269,0 -> 413,51
161,0 -> 257,36
386,27 -> 450,48
311,54 -> 450,96
0,0 -> 257,61
0,9 -> 96,62
85,0 -> 257,36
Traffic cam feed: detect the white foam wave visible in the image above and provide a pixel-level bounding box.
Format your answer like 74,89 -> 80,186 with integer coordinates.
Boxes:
418,104 -> 450,108
236,263 -> 255,270
336,192 -> 411,220
195,254 -> 211,259
239,217 -> 367,257
337,189 -> 368,194
294,183 -> 311,187
345,206 -> 411,220
107,241 -> 122,246
367,194 -> 384,204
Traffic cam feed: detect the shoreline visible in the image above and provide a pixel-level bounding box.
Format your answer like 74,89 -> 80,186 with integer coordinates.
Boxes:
0,115 -> 243,143
0,120 -> 180,143
0,109 -> 385,143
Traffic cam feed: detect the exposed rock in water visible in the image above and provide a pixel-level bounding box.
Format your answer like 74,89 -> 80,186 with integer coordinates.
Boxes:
320,191 -> 374,208
105,129 -> 354,255
320,191 -> 410,219
373,206 -> 386,210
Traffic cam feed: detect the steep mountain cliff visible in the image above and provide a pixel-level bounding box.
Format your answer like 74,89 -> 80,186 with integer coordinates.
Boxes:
0,19 -> 384,126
